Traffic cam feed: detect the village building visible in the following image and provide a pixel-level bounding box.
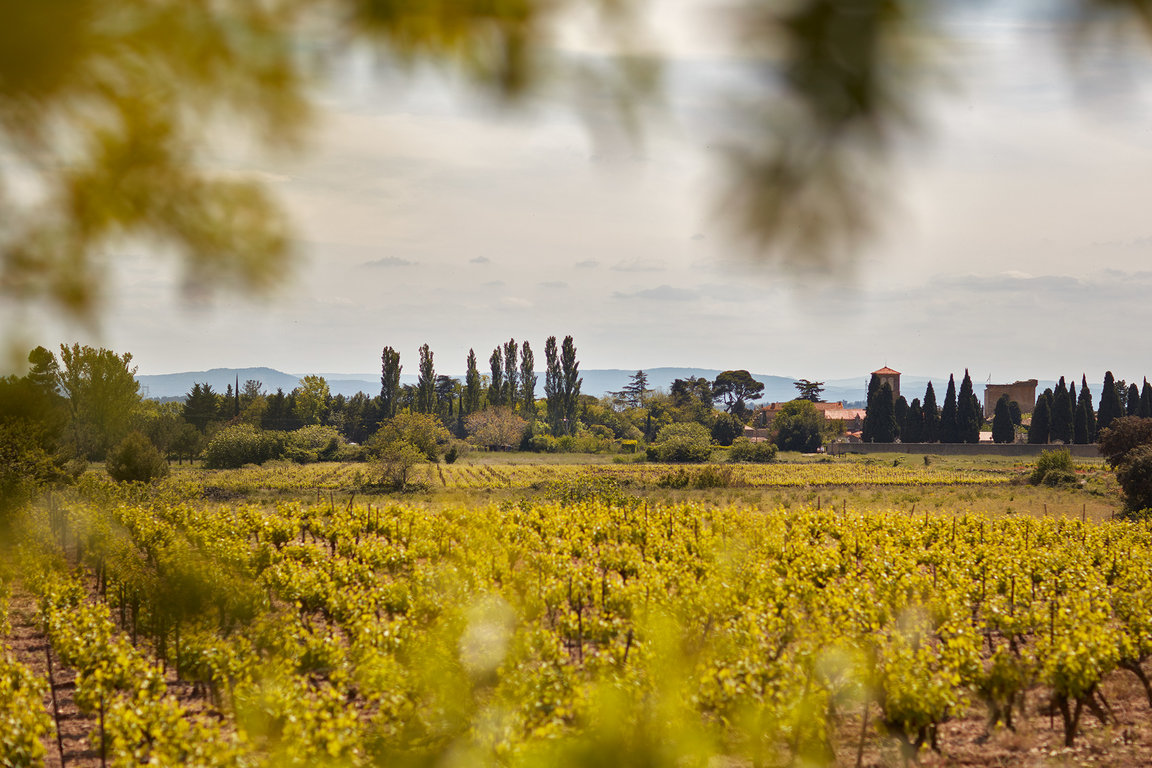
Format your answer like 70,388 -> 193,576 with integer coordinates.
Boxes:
983,379 -> 1038,419
872,366 -> 901,401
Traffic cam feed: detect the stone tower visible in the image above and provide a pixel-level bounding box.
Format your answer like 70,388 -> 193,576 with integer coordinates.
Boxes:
872,366 -> 901,402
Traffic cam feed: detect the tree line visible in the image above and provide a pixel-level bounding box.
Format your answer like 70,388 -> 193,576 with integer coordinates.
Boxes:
863,369 -> 1152,444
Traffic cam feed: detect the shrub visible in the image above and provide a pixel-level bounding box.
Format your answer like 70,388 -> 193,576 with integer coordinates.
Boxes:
710,413 -> 744,446
526,434 -> 559,453
1099,417 -> 1152,468
376,440 -> 428,490
728,437 -> 777,463
202,424 -> 281,469
283,425 -> 344,463
1117,445 -> 1152,517
106,431 -> 169,483
373,413 -> 449,462
646,422 -> 712,463
1029,448 -> 1075,486
657,465 -> 734,489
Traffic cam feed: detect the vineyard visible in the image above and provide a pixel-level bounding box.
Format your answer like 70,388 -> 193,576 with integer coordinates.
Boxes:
2,466 -> 1151,767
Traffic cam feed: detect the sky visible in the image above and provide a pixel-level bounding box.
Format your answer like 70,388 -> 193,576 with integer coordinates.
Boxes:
18,0 -> 1152,385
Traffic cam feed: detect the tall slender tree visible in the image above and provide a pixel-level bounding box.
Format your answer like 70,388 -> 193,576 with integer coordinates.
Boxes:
1099,371 -> 1122,431
862,373 -> 882,443
869,383 -> 896,443
893,395 -> 908,441
502,338 -> 519,409
380,346 -> 402,419
1029,389 -> 1052,444
1077,375 -> 1095,443
416,344 -> 436,414
1128,383 -> 1141,417
560,335 -> 582,435
463,349 -> 482,415
544,336 -> 563,436
904,398 -> 923,443
940,375 -> 959,443
519,342 -> 537,428
957,369 -> 980,443
1051,377 -> 1073,444
1141,379 -> 1152,419
488,348 -> 504,407
992,394 -> 1014,443
922,381 -> 939,443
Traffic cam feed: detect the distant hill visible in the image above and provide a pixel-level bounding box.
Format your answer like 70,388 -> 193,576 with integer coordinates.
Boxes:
139,366 -> 1068,406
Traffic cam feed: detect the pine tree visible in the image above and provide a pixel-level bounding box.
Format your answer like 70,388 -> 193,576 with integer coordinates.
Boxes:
1051,377 -> 1073,444
1099,371 -> 1122,432
940,375 -> 959,443
520,342 -> 537,428
463,349 -> 482,415
1028,390 -> 1052,444
1128,383 -> 1141,417
488,348 -> 504,407
992,394 -> 1014,443
1077,375 -> 1095,443
904,398 -> 923,443
416,344 -> 436,414
1141,380 -> 1152,419
380,346 -> 402,419
957,369 -> 980,443
922,382 -> 939,443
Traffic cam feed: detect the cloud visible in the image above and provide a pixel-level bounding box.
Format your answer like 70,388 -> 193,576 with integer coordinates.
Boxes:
470,256 -> 491,264
575,260 -> 600,269
500,296 -> 532,308
538,281 -> 568,289
614,285 -> 700,301
612,257 -> 666,273
361,256 -> 414,268
483,280 -> 505,288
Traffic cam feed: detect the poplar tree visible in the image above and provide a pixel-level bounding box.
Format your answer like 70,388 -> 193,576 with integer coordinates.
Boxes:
560,335 -> 582,435
463,349 -> 482,415
544,336 -> 563,435
922,382 -> 940,443
957,369 -> 980,443
940,375 -> 959,443
520,342 -> 537,427
380,346 -> 402,419
488,348 -> 504,407
416,344 -> 436,414
502,338 -> 519,408
1098,371 -> 1122,432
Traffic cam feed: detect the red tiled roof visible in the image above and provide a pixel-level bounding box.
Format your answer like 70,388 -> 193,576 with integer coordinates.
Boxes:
872,367 -> 901,375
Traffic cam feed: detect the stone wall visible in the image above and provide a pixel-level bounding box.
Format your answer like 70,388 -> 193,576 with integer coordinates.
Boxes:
828,442 -> 1100,458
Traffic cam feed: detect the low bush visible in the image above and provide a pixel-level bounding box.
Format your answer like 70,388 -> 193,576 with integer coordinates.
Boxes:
283,425 -> 344,463
1029,449 -> 1075,486
106,431 -> 168,483
646,423 -> 712,463
657,465 -> 734,489
202,425 -> 281,469
1117,445 -> 1152,518
728,438 -> 777,463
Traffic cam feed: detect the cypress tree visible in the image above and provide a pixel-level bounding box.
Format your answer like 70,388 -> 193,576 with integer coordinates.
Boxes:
870,383 -> 896,443
922,382 -> 940,443
1028,389 -> 1052,444
992,394 -> 1014,443
940,375 -> 959,443
904,398 -> 923,443
1077,375 -> 1095,443
1099,371 -> 1122,431
862,373 -> 881,443
1128,383 -> 1141,417
1051,377 -> 1073,444
1141,380 -> 1152,419
1074,399 -> 1090,445
893,396 -> 908,441
957,369 -> 980,443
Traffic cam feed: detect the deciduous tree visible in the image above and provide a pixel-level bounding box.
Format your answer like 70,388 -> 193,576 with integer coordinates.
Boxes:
57,344 -> 141,459
464,349 -> 483,416
520,342 -> 537,427
416,344 -> 436,414
380,347 -> 402,419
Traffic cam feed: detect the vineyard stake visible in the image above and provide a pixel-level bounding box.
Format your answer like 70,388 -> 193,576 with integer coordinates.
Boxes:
46,642 -> 65,766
